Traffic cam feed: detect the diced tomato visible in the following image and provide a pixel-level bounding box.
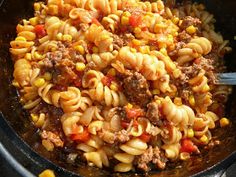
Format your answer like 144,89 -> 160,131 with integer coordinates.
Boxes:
92,18 -> 101,26
126,108 -> 144,119
133,119 -> 139,128
101,75 -> 115,87
120,26 -> 128,33
53,85 -> 67,91
129,15 -> 142,27
180,138 -> 197,153
139,133 -> 151,143
34,25 -> 46,38
194,58 -> 201,64
121,121 -> 130,128
70,129 -> 90,142
141,27 -> 148,31
74,78 -> 82,87
71,19 -> 81,26
87,43 -> 94,54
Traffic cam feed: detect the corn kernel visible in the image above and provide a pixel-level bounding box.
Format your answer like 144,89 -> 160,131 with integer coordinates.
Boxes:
160,48 -> 167,55
123,11 -> 131,17
30,113 -> 38,122
41,9 -> 47,15
168,34 -> 174,43
74,45 -> 85,55
134,27 -> 141,34
121,16 -> 130,25
25,53 -> 32,60
152,89 -> 160,95
34,3 -> 41,11
15,36 -> 26,41
34,52 -> 43,60
48,4 -> 59,16
34,78 -> 45,87
62,34 -> 72,42
38,61 -> 44,66
220,117 -> 230,127
199,135 -> 208,144
12,80 -> 20,88
76,62 -> 86,72
107,68 -> 116,76
92,46 -> 99,53
202,84 -> 210,92
110,83 -> 118,91
174,97 -> 182,106
180,152 -> 190,161
130,48 -> 136,53
39,169 -> 55,177
127,103 -> 133,109
100,34 -> 110,41
56,33 -> 63,41
43,72 -> 52,81
139,46 -> 150,54
189,95 -> 195,106
132,39 -> 141,46
186,25 -> 196,34
172,17 -> 179,24
173,69 -> 181,78
42,140 -> 54,152
187,129 -> 194,138
29,17 -> 38,26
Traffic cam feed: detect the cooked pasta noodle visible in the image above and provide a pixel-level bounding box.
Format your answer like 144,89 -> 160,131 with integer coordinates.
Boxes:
10,0 -> 232,173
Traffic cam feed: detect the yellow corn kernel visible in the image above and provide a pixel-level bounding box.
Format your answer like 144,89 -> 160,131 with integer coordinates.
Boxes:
189,95 -> 195,106
34,3 -> 41,11
186,25 -> 197,34
168,34 -> 174,43
110,83 -> 118,91
76,62 -> 86,72
56,33 -> 63,41
130,48 -> 136,53
92,46 -> 99,53
127,103 -> 133,109
29,17 -> 38,26
62,34 -> 72,42
30,114 -> 38,122
180,152 -> 190,161
38,61 -> 44,66
174,97 -> 182,106
220,117 -> 230,127
41,9 -> 47,15
172,17 -> 179,24
123,11 -> 131,17
48,4 -> 59,16
173,69 -> 181,78
146,12 -> 153,16
139,46 -> 150,54
34,52 -> 43,60
134,27 -> 141,34
187,129 -> 194,138
152,89 -> 160,95
25,53 -> 32,60
34,78 -> 45,87
42,140 -> 54,152
12,80 -> 20,88
121,16 -> 130,26
74,45 -> 85,55
43,72 -> 52,81
39,169 -> 55,177
107,68 -> 116,76
202,84 -> 210,92
132,39 -> 141,46
199,135 -> 208,144
15,36 -> 26,41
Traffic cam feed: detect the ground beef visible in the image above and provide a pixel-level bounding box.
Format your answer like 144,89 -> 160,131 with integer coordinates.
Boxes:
41,130 -> 64,147
146,102 -> 161,125
136,146 -> 167,171
115,129 -> 130,143
178,31 -> 192,43
168,41 -> 185,57
113,34 -> 124,50
180,16 -> 201,30
123,72 -> 152,107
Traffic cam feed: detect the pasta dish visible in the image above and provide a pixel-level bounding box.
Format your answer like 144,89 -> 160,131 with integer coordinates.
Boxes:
10,0 -> 232,173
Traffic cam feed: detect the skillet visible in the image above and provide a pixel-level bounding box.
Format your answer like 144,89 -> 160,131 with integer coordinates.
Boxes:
1,0 -> 236,176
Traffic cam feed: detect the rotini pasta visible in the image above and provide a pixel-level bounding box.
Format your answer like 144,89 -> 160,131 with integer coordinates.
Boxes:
10,0 -> 232,173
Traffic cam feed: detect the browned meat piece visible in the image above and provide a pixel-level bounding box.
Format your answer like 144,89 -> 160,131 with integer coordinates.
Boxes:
113,34 -> 124,50
146,102 -> 161,125
178,31 -> 192,43
180,16 -> 201,29
137,146 -> 153,171
98,130 -> 116,144
41,130 -> 64,147
115,130 -> 130,143
152,147 -> 167,170
123,72 -> 152,107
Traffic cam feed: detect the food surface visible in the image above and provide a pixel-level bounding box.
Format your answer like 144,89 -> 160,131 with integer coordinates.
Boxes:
10,0 -> 232,173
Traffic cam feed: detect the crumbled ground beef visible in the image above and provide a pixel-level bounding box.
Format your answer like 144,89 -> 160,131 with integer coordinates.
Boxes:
146,102 -> 161,125
41,130 -> 64,147
180,16 -> 201,30
123,72 -> 152,107
178,31 -> 192,43
115,129 -> 130,143
113,34 -> 124,50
